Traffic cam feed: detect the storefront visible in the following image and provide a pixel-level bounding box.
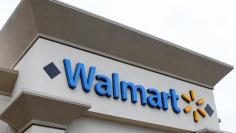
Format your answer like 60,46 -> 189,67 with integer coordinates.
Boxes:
0,0 -> 233,133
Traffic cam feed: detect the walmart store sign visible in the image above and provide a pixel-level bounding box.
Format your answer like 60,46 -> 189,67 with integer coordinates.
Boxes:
44,59 -> 214,123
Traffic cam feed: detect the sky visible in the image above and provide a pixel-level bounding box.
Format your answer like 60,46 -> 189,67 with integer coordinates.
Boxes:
0,0 -> 236,132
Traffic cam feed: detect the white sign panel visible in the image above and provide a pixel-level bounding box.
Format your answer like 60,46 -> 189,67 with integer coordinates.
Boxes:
13,38 -> 219,131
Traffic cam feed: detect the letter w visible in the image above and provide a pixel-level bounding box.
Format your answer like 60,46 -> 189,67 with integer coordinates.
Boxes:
63,59 -> 96,92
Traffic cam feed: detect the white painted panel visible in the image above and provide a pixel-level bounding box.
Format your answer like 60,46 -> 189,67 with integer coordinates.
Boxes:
0,121 -> 8,133
66,116 -> 171,133
0,95 -> 11,133
24,125 -> 64,133
13,38 -> 219,131
0,95 -> 10,112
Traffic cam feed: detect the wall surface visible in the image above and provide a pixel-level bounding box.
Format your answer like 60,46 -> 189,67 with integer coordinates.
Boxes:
24,125 -> 64,133
0,95 -> 15,133
66,116 -> 171,133
13,38 -> 220,132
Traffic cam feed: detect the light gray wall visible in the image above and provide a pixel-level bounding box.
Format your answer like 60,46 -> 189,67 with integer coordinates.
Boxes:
24,125 -> 64,133
66,116 -> 171,133
0,121 -> 16,133
0,95 -> 11,113
0,121 -> 8,133
0,95 -> 15,133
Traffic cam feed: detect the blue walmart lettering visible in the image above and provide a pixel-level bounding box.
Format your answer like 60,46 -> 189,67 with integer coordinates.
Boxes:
63,59 -> 181,113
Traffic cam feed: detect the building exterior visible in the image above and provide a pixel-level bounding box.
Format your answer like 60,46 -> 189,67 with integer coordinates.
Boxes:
0,0 -> 233,133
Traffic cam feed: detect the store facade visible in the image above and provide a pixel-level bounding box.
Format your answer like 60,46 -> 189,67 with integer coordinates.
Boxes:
0,0 -> 233,133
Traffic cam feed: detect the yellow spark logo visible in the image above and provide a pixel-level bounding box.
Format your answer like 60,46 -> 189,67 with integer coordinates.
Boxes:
181,90 -> 207,123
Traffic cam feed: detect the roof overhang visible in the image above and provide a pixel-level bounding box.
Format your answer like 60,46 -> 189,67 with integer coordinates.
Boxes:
0,68 -> 18,96
0,0 -> 233,89
0,90 -> 91,132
